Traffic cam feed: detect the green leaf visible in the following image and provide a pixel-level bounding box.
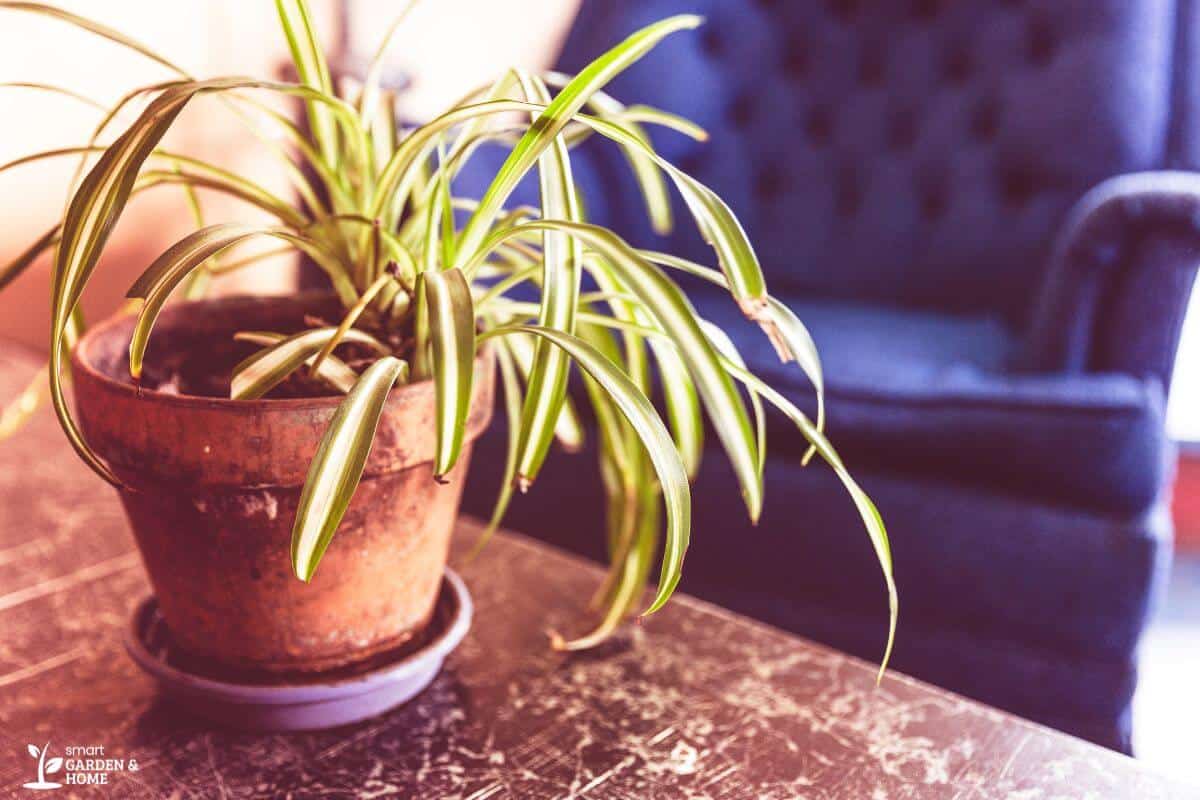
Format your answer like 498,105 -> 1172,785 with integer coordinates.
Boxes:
502,329 -> 585,453
231,327 -> 390,400
125,223 -> 356,379
643,250 -> 825,462
309,272 -> 395,376
507,71 -> 584,488
358,0 -> 419,123
464,337 -> 523,560
421,268 -> 476,479
468,219 -> 763,528
544,71 -> 706,236
232,331 -> 360,393
292,356 -> 409,582
527,108 -> 767,314
552,466 -> 660,650
451,15 -> 702,270
274,0 -> 339,167
699,319 -> 765,481
1,146 -> 309,228
480,324 -> 690,616
720,359 -> 897,682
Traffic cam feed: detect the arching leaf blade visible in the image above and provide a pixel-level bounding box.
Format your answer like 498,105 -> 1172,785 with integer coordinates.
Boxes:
468,219 -> 762,523
422,268 -> 476,479
231,327 -> 390,400
451,15 -> 702,270
292,356 -> 408,582
480,324 -> 690,616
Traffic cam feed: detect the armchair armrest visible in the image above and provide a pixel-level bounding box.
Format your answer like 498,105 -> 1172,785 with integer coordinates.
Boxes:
1019,172 -> 1200,391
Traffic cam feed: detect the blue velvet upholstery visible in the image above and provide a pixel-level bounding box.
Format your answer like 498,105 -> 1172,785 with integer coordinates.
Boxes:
459,0 -> 1200,753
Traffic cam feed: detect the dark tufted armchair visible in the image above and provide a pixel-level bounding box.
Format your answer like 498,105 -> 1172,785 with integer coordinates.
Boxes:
461,0 -> 1200,752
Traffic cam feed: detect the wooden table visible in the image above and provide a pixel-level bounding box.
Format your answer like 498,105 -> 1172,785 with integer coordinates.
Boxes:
0,347 -> 1191,799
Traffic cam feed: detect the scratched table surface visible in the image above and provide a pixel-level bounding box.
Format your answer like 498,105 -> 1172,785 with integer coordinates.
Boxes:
0,346 -> 1192,800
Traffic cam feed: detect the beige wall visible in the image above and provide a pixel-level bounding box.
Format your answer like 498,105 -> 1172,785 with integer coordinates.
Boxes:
0,1 -> 334,351
0,0 -> 578,353
345,0 -> 580,121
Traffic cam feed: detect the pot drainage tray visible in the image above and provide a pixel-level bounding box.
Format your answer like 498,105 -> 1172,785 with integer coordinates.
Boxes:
125,569 -> 472,732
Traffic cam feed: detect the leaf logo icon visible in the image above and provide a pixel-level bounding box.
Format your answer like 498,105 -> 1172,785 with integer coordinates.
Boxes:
22,740 -> 63,790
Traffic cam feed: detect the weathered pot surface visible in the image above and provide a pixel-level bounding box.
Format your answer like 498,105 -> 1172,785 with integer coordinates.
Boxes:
72,292 -> 494,673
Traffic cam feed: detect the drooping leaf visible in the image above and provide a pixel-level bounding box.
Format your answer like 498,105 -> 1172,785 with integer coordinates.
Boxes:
643,250 -> 825,462
292,356 -> 409,581
699,319 -> 766,482
467,219 -> 763,528
552,469 -> 659,650
451,15 -> 702,270
126,223 -> 356,379
720,358 -> 897,681
464,336 -> 523,560
233,331 -> 361,393
501,329 -> 585,454
230,327 -> 389,400
506,71 -> 584,489
481,324 -> 690,616
509,106 -> 769,316
421,268 -> 476,479
46,77 -> 364,484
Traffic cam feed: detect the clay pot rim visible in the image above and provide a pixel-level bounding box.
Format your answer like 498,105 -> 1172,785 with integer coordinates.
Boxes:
72,294 -> 489,412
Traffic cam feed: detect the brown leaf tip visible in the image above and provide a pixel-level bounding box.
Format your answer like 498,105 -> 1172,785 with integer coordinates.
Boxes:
736,295 -> 770,322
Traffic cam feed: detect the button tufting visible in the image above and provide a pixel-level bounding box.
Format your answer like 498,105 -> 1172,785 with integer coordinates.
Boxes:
887,109 -> 918,151
858,46 -> 886,87
728,91 -> 755,128
971,100 -> 1000,142
828,0 -> 858,23
805,105 -> 833,146
782,42 -> 809,77
1028,17 -> 1057,65
700,27 -> 723,56
912,0 -> 940,21
835,167 -> 861,217
1000,167 -> 1037,208
943,46 -> 973,85
755,166 -> 787,200
920,178 -> 948,220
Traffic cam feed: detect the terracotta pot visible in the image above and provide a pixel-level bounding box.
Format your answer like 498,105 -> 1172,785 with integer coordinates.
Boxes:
72,293 -> 493,673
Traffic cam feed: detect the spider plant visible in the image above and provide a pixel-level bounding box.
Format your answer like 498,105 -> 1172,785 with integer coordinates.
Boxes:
0,1 -> 895,668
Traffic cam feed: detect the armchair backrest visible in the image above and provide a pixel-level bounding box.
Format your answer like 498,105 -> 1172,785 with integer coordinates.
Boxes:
558,0 -> 1189,325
